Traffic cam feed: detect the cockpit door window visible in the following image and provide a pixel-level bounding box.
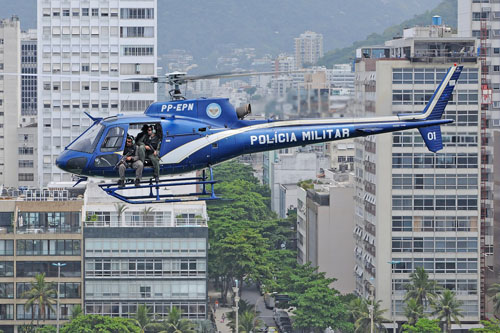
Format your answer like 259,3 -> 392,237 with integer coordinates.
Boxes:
100,126 -> 125,152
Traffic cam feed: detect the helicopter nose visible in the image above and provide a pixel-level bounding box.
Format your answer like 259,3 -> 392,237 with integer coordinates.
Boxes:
56,150 -> 89,175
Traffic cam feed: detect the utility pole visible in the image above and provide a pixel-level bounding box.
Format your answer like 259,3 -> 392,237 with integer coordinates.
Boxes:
51,262 -> 66,333
369,284 -> 375,333
233,280 -> 240,333
388,260 -> 401,333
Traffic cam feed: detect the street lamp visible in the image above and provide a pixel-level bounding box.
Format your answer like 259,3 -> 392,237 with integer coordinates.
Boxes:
233,280 -> 240,333
51,262 -> 66,333
388,260 -> 401,333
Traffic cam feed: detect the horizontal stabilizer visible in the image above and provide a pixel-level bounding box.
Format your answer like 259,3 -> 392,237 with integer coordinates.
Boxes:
418,125 -> 443,153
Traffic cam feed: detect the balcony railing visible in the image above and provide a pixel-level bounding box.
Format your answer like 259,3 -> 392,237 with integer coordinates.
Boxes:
84,218 -> 207,228
16,226 -> 81,234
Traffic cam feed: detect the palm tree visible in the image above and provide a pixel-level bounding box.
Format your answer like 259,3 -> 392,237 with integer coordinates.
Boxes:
430,290 -> 464,333
134,304 -> 152,333
160,306 -> 196,333
22,273 -> 56,327
70,304 -> 83,320
488,283 -> 500,319
141,207 -> 155,226
350,298 -> 388,332
404,298 -> 424,326
226,299 -> 258,325
238,310 -> 263,333
114,203 -> 128,225
404,267 -> 439,308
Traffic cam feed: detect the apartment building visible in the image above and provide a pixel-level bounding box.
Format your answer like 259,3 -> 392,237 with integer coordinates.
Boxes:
0,189 -> 84,333
296,180 -> 355,294
294,31 -> 323,68
37,0 -> 157,185
83,183 -> 208,320
458,1 -> 498,318
0,17 -> 21,188
353,26 -> 482,330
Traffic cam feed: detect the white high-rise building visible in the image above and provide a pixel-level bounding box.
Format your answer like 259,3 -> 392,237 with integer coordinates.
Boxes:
354,26 -> 482,330
37,1 -> 157,185
458,2 -> 497,319
294,31 -> 323,68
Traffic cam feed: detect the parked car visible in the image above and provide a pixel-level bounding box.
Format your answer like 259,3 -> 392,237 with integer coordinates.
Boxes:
264,293 -> 275,309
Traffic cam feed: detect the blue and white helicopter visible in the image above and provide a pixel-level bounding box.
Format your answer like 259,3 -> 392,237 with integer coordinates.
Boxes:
55,65 -> 463,204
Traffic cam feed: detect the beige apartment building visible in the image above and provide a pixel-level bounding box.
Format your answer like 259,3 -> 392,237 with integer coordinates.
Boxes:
0,189 -> 83,333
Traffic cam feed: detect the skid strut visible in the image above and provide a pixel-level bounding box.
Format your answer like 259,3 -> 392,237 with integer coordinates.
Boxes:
99,167 -> 219,204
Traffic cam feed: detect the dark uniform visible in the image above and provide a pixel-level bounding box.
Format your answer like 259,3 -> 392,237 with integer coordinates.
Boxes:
144,133 -> 160,180
118,141 -> 143,187
135,125 -> 149,163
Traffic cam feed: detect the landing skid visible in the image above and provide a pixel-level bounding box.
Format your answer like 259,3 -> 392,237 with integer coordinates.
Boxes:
99,167 -> 219,204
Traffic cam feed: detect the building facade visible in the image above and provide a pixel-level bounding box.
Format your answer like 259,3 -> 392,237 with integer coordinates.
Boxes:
458,2 -> 498,318
37,0 -> 157,185
294,31 -> 323,68
83,183 -> 208,320
353,28 -> 482,329
296,182 -> 356,294
0,17 -> 21,189
0,189 -> 84,333
20,29 -> 37,126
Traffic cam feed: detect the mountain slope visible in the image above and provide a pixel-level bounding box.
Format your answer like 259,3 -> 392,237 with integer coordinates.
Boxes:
317,0 -> 457,66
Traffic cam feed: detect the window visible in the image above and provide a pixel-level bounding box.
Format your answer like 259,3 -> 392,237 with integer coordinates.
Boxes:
0,304 -> 13,320
0,283 -> 13,298
18,173 -> 34,181
63,9 -> 70,16
100,126 -> 125,152
82,8 -> 89,16
16,261 -> 81,277
0,262 -> 14,277
120,27 -> 154,38
120,8 -> 154,19
122,46 -> 154,56
92,8 -> 99,16
0,240 -> 13,255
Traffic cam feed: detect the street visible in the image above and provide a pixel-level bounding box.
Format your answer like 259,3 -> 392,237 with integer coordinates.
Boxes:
241,283 -> 275,328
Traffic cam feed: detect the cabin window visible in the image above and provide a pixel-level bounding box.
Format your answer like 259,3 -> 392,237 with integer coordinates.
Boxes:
101,127 -> 125,152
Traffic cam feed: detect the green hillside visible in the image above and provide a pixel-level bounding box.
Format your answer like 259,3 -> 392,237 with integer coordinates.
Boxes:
317,0 -> 457,67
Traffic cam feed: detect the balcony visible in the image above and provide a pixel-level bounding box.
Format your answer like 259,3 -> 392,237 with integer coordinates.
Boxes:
84,217 -> 207,228
16,226 -> 81,234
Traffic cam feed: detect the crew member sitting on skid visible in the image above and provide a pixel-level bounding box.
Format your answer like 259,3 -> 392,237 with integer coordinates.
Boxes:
118,136 -> 143,188
144,125 -> 160,182
135,124 -> 149,163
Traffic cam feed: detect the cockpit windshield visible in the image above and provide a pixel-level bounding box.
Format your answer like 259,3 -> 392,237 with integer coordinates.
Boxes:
67,123 -> 104,154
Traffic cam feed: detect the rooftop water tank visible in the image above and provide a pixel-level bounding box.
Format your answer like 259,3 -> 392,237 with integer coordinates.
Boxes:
432,15 -> 442,26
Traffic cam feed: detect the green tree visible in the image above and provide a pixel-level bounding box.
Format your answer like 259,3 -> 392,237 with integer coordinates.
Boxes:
430,290 -> 463,333
471,319 -> 500,332
349,298 -> 387,333
70,304 -> 83,320
404,267 -> 439,308
22,273 -> 56,327
134,304 -> 153,333
404,298 -> 424,326
401,318 -> 441,333
488,283 -> 500,319
60,314 -> 140,333
141,207 -> 155,225
160,307 -> 196,333
293,284 -> 353,332
237,311 -> 263,333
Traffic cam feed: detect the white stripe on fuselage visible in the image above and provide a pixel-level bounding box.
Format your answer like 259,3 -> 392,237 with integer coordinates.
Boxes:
161,118 -> 393,164
160,67 -> 456,164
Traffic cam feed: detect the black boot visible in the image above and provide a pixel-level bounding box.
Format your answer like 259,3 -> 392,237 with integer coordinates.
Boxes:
135,178 -> 141,187
118,179 -> 125,188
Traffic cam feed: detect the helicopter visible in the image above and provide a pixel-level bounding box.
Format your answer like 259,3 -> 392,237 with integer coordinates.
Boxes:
51,64 -> 463,204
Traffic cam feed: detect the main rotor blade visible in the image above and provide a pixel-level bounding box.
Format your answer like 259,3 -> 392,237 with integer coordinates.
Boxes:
180,70 -> 305,82
1,72 -> 152,82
